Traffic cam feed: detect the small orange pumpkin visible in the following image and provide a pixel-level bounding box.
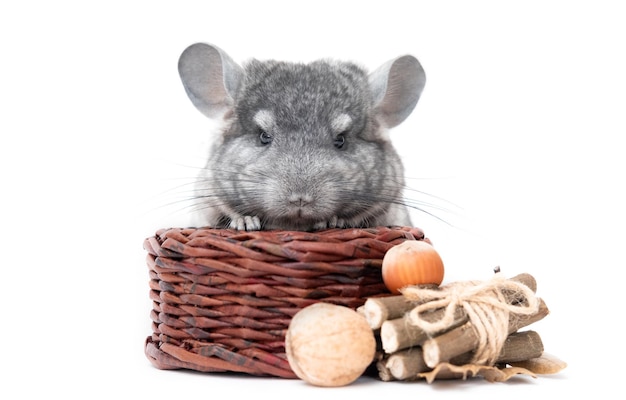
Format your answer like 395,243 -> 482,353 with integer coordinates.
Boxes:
382,240 -> 444,294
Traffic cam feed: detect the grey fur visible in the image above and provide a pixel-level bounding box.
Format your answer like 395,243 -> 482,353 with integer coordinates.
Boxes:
178,42 -> 426,231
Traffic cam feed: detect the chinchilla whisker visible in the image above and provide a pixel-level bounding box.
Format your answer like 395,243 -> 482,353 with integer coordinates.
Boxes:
201,165 -> 275,180
401,197 -> 460,216
400,193 -> 459,223
156,195 -> 222,217
403,187 -> 462,210
403,203 -> 455,226
353,189 -> 457,226
149,177 -> 198,198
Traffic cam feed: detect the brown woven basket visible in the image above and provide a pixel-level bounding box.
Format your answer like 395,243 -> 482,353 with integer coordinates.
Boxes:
144,226 -> 428,378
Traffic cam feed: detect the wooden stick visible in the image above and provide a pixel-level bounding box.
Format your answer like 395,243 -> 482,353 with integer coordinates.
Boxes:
361,296 -> 417,329
374,351 -> 395,381
496,330 -> 544,364
380,306 -> 466,353
422,298 -> 549,368
509,272 -> 537,293
384,348 -> 428,380
451,330 -> 544,365
502,273 -> 537,304
378,330 -> 544,381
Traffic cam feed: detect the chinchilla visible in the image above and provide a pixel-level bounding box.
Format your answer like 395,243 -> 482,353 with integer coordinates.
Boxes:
178,42 -> 426,231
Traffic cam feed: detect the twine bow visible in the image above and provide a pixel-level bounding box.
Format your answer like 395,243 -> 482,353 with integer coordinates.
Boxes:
402,273 -> 540,365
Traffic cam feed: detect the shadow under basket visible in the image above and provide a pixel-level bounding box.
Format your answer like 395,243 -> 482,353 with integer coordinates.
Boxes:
144,226 -> 429,378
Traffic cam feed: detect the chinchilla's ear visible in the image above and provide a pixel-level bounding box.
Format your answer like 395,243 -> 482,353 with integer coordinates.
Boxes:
178,42 -> 244,119
369,55 -> 426,128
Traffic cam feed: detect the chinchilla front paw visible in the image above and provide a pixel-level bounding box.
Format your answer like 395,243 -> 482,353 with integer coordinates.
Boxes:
229,215 -> 262,231
313,216 -> 346,230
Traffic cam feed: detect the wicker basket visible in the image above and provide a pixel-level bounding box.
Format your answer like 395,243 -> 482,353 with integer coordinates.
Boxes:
144,226 -> 428,378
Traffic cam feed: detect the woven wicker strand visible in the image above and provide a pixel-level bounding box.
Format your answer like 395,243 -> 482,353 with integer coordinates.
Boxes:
144,226 -> 427,378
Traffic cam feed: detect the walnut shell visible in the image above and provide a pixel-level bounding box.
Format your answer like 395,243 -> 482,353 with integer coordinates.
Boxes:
285,303 -> 376,387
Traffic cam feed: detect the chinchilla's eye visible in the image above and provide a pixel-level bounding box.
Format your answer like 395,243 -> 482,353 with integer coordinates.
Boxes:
334,133 -> 346,149
259,129 -> 273,145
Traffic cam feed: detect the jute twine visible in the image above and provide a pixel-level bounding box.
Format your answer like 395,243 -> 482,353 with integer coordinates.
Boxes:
402,273 -> 540,366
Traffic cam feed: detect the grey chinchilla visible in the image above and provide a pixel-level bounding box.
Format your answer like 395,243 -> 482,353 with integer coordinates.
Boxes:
178,43 -> 426,231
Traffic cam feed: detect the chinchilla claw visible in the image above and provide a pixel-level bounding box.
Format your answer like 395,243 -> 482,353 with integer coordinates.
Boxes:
313,216 -> 346,230
230,215 -> 262,231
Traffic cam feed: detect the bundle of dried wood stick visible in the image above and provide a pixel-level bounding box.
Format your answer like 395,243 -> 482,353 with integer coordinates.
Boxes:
358,272 -> 564,382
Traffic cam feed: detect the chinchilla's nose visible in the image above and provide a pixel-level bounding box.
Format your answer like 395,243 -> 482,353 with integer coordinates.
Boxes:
288,193 -> 314,207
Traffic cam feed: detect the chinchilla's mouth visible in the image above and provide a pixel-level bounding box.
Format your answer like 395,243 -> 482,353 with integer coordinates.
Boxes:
263,213 -> 330,231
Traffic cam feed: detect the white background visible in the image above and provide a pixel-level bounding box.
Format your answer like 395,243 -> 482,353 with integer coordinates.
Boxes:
2,1 -> 624,398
